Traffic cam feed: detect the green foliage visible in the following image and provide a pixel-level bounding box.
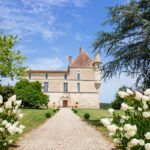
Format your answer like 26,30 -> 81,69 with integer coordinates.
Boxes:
93,0 -> 150,88
75,101 -> 78,105
15,79 -> 49,108
0,30 -> 27,81
56,108 -> 60,111
111,86 -> 127,109
84,113 -> 90,120
0,84 -> 14,102
53,109 -> 56,113
74,109 -> 77,113
100,103 -> 111,109
45,112 -> 51,118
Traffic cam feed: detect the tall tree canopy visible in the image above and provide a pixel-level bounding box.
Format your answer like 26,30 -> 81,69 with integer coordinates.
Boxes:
93,0 -> 150,88
0,31 -> 27,81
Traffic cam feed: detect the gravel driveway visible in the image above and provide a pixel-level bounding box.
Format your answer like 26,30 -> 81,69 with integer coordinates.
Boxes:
15,108 -> 114,150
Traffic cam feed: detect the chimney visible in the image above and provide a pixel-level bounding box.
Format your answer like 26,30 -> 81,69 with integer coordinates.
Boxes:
69,56 -> 72,66
80,46 -> 84,53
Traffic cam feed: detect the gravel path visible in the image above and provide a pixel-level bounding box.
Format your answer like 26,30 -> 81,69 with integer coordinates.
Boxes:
15,108 -> 114,150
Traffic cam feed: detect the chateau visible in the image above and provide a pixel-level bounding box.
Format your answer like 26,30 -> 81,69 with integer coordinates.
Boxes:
26,47 -> 101,108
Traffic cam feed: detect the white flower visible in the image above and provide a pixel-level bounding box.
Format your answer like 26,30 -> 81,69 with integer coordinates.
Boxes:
127,89 -> 133,95
138,107 -> 142,111
113,138 -> 121,144
0,107 -> 3,113
119,127 -> 123,131
144,89 -> 150,96
128,130 -> 136,137
126,147 -> 131,150
130,138 -> 139,146
19,125 -> 25,130
143,103 -> 148,110
139,139 -> 145,146
143,112 -> 150,118
16,128 -> 23,134
127,142 -> 133,147
108,108 -> 114,115
109,133 -> 114,137
145,132 -> 150,140
145,143 -> 150,150
2,120 -> 8,126
125,132 -> 131,139
101,118 -> 111,127
0,95 -> 3,104
18,113 -> 23,119
118,91 -> 128,98
5,101 -> 12,109
5,122 -> 11,128
142,95 -> 149,102
107,124 -> 118,133
8,95 -> 16,102
135,91 -> 143,101
15,100 -> 22,107
8,126 -> 16,135
121,103 -> 129,111
8,140 -> 13,144
120,119 -> 124,123
0,127 -> 4,132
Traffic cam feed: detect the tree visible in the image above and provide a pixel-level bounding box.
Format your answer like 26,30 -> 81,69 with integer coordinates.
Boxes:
111,86 -> 127,109
93,0 -> 150,89
15,79 -> 49,108
0,84 -> 15,103
0,30 -> 27,81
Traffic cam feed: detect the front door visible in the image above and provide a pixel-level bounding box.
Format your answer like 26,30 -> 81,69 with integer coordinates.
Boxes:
63,100 -> 68,107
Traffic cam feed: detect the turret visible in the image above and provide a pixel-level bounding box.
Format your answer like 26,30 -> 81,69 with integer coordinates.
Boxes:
93,50 -> 102,89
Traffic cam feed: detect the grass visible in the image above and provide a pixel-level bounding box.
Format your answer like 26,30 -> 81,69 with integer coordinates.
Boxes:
10,108 -> 57,142
75,108 -> 124,139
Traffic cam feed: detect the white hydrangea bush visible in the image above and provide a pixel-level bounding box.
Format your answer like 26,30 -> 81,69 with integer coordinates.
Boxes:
101,88 -> 150,150
0,95 -> 25,149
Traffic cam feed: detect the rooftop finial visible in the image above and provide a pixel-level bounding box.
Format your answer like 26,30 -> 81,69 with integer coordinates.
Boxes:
80,46 -> 84,53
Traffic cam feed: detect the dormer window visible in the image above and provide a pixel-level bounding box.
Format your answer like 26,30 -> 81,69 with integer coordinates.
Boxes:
45,74 -> 48,80
77,70 -> 80,80
64,74 -> 67,80
29,73 -> 31,80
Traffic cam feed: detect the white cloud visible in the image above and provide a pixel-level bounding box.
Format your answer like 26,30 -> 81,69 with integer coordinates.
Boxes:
0,0 -> 90,40
26,57 -> 64,70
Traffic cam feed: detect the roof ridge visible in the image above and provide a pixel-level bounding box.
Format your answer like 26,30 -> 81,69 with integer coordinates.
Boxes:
70,47 -> 93,68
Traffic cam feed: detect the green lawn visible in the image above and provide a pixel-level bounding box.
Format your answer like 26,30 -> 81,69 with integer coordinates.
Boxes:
10,108 -> 57,142
75,108 -> 124,139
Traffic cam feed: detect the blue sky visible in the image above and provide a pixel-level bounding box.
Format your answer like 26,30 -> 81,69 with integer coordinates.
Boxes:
0,0 -> 135,103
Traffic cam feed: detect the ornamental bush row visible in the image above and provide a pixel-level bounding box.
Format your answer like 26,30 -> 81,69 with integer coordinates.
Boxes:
101,88 -> 150,150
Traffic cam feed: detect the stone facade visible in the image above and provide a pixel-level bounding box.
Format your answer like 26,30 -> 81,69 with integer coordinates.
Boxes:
25,47 -> 101,108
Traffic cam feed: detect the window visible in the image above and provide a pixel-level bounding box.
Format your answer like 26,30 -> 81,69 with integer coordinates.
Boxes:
64,83 -> 68,92
77,70 -> 80,80
77,83 -> 80,92
64,74 -> 67,80
44,82 -> 48,92
29,73 -> 31,80
97,64 -> 100,69
45,74 -> 48,80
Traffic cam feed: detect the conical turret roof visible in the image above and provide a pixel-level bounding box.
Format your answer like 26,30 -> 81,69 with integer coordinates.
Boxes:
70,47 -> 93,68
93,50 -> 102,64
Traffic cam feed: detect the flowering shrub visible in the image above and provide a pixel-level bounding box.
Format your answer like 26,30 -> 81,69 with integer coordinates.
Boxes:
101,88 -> 150,150
0,95 -> 25,149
